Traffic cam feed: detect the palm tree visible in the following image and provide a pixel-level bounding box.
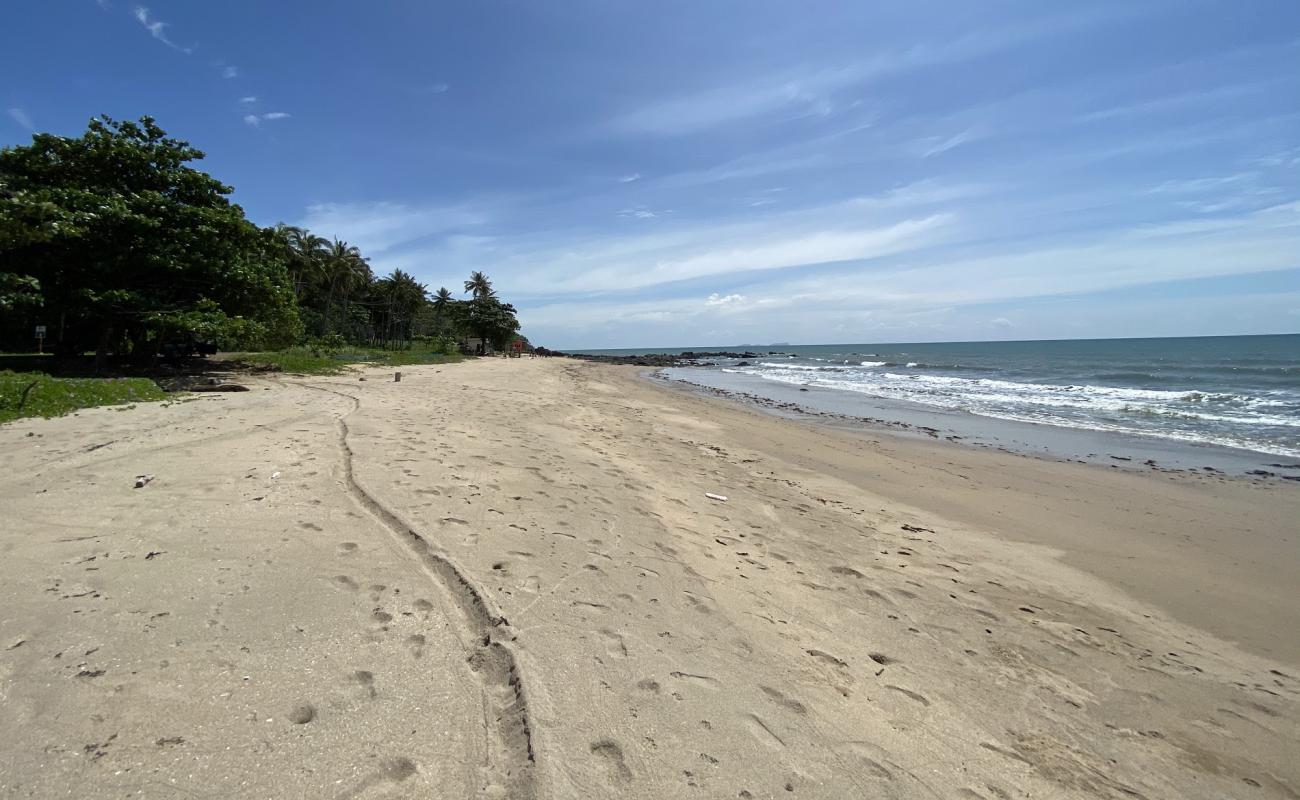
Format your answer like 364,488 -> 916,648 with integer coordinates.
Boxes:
373,269 -> 428,345
432,286 -> 454,329
464,271 -> 494,299
321,239 -> 370,335
273,224 -> 326,299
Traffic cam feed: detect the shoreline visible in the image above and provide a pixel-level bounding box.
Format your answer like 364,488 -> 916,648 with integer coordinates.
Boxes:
3,358 -> 1297,798
637,363 -> 1300,664
655,364 -> 1300,479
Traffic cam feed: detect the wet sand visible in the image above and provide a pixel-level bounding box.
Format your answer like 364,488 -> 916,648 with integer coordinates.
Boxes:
1,357 -> 1297,798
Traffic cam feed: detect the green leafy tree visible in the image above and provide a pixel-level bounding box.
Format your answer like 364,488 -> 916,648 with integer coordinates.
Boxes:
0,115 -> 300,364
368,268 -> 427,347
317,238 -> 371,337
466,294 -> 521,352
272,224 -> 327,301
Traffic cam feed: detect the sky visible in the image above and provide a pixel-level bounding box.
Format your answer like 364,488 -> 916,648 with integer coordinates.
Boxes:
3,1 -> 1298,348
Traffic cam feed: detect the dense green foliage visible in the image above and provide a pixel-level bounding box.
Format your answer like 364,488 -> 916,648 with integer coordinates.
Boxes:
1,116 -> 525,366
225,345 -> 463,375
0,370 -> 167,423
272,227 -> 522,353
0,116 -> 301,363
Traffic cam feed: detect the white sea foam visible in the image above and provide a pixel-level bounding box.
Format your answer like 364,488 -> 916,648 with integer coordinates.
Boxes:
723,360 -> 1300,455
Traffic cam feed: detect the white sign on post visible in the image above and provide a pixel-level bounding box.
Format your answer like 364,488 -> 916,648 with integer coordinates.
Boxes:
34,325 -> 46,338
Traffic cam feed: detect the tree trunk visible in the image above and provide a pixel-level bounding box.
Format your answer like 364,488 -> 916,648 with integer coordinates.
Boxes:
93,323 -> 114,373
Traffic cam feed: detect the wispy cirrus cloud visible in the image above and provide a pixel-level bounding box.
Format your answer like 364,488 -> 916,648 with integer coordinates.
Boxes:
221,65 -> 239,79
914,128 -> 982,158
297,200 -> 489,254
514,204 -> 1300,346
606,11 -> 1125,137
6,107 -> 34,132
132,6 -> 191,53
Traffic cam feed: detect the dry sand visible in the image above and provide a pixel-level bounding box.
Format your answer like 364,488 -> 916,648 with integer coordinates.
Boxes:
1,357 -> 1297,799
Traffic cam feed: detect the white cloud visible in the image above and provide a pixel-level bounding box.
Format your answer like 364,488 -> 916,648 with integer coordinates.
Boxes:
619,173 -> 641,183
6,107 -> 34,132
431,83 -> 450,94
617,206 -> 664,220
916,128 -> 980,158
239,96 -> 257,104
579,215 -> 951,292
297,201 -> 488,254
607,14 -> 1118,137
706,293 -> 745,307
1077,81 -> 1270,123
222,65 -> 239,79
1148,174 -> 1253,194
244,112 -> 291,127
133,6 -> 191,53
351,181 -> 976,299
505,195 -> 1299,347
442,207 -> 955,297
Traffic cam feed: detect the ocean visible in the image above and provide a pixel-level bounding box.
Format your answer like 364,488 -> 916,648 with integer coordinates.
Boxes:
574,335 -> 1300,460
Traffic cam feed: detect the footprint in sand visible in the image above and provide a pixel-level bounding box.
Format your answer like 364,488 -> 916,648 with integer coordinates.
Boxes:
405,634 -> 425,658
885,685 -> 930,707
600,628 -> 629,658
760,685 -> 808,715
590,740 -> 633,785
350,670 -> 377,699
669,671 -> 720,689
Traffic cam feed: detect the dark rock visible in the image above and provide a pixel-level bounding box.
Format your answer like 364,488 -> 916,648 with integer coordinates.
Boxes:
191,383 -> 251,392
556,350 -> 789,367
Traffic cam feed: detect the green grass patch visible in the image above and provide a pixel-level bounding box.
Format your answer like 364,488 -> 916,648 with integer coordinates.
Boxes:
1,371 -> 167,424
226,347 -> 349,375
225,346 -> 463,375
368,350 -> 463,367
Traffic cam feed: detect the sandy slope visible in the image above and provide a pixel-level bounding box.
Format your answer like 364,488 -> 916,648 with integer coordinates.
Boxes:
2,357 -> 1297,799
0,384 -> 491,798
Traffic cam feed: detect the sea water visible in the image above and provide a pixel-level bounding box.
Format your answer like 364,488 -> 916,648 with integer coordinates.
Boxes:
575,335 -> 1300,460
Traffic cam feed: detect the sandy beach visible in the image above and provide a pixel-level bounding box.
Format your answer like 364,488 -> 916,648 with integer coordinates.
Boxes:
2,357 -> 1297,799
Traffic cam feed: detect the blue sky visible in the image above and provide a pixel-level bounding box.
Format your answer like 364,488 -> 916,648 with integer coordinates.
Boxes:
3,1 -> 1298,348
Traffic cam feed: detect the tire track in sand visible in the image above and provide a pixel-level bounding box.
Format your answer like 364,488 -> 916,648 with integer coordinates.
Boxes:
303,383 -> 537,799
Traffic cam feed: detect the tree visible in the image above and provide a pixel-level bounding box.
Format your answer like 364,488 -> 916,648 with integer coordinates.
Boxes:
465,294 -> 520,352
317,238 -> 371,337
0,115 -> 300,364
369,269 -> 427,346
464,270 -> 495,299
272,224 -> 326,300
